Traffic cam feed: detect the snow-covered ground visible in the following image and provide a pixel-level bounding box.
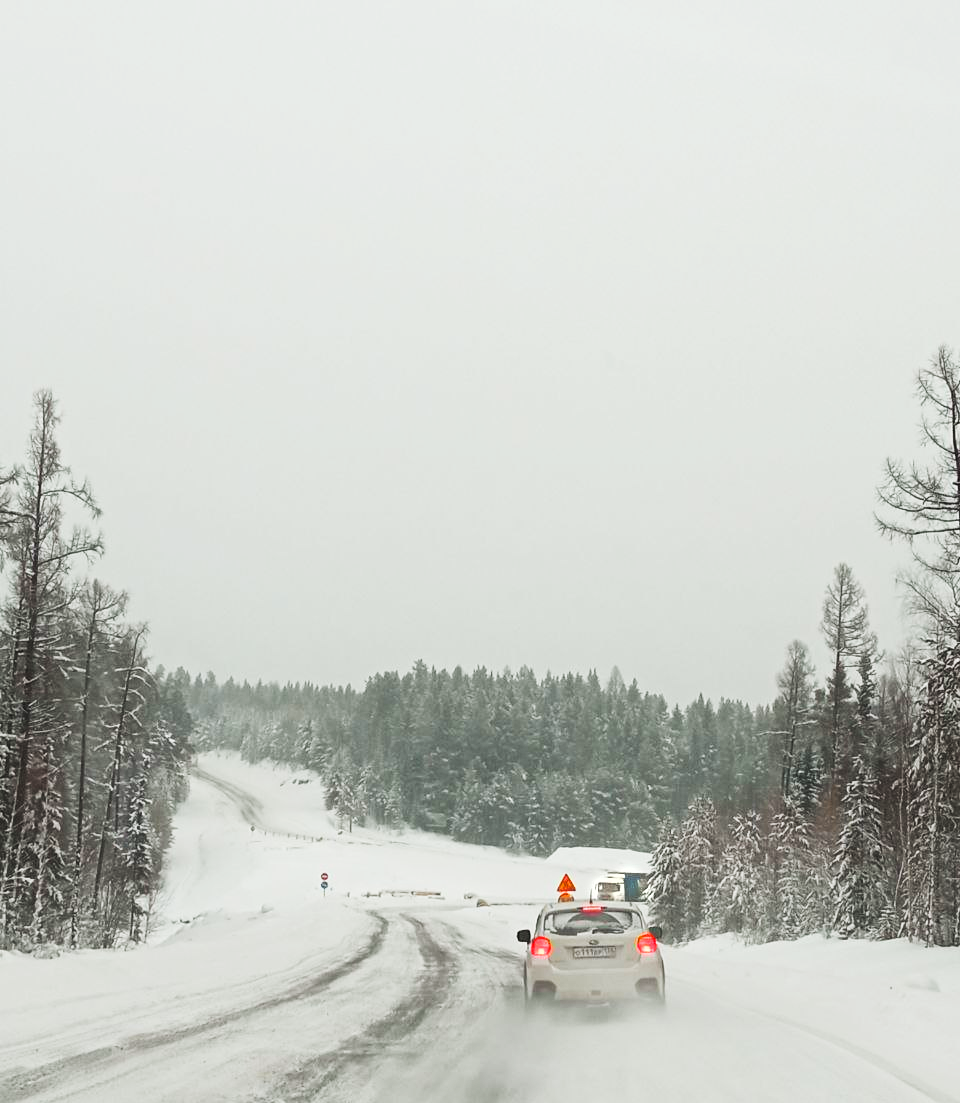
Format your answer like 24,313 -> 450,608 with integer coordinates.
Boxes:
1,753 -> 958,1103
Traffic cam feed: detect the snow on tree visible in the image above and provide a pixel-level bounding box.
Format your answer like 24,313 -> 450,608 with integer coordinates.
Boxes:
680,796 -> 720,938
122,751 -> 153,943
651,796 -> 722,941
27,733 -> 67,946
69,580 -> 126,948
383,782 -> 404,831
0,391 -> 102,946
832,756 -> 888,938
711,811 -> 765,940
0,395 -> 195,950
820,563 -> 872,788
774,641 -> 816,802
907,645 -> 960,946
767,799 -> 817,940
92,626 -> 148,912
793,743 -> 823,818
854,648 -> 879,761
647,823 -> 685,939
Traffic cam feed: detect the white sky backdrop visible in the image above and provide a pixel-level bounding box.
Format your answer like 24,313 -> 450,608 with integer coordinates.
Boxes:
2,1 -> 959,706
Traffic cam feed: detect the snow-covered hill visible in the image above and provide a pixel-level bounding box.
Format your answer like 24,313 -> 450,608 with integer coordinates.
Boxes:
546,845 -> 651,872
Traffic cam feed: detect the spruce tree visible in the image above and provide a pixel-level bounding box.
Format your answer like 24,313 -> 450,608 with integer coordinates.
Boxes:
832,756 -> 887,938
676,796 -> 719,939
768,800 -> 813,940
774,641 -> 815,801
122,752 -> 153,943
647,824 -> 685,939
712,811 -> 764,940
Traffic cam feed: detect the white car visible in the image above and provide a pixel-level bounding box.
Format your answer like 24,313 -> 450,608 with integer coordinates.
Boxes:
517,901 -> 665,1008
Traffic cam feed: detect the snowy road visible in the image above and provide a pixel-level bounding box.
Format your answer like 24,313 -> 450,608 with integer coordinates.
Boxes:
1,754 -> 958,1103
0,909 -> 513,1103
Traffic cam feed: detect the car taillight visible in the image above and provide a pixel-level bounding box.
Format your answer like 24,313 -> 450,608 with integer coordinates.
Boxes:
580,905 -> 603,913
636,932 -> 658,954
530,936 -> 553,957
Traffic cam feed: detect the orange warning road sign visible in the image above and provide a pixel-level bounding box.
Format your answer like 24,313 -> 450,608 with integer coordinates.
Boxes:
556,873 -> 576,893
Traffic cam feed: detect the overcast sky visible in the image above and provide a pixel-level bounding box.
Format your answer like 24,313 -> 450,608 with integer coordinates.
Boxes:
2,2 -> 959,706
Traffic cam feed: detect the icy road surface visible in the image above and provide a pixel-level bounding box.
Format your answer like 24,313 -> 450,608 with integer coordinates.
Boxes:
1,753 -> 958,1103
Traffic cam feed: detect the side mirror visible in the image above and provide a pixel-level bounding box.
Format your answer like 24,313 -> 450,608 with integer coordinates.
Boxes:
516,929 -> 531,944
649,925 -> 663,940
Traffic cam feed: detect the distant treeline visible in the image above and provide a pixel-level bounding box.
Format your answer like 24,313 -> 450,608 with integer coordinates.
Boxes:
0,392 -> 193,951
182,662 -> 768,851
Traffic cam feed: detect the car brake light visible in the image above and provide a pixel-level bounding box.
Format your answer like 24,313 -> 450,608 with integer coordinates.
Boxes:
530,936 -> 553,957
636,932 -> 658,954
580,905 -> 603,913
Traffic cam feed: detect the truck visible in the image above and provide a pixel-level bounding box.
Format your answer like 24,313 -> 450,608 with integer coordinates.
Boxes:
591,870 -> 650,903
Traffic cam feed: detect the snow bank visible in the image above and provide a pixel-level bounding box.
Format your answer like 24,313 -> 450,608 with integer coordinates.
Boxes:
667,932 -> 960,1100
0,901 -> 373,1067
546,845 -> 652,872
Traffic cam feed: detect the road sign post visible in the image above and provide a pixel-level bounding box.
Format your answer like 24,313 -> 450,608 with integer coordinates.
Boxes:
321,872 -> 329,898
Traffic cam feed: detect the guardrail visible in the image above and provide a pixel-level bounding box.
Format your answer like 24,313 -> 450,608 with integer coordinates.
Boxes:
362,890 -> 444,898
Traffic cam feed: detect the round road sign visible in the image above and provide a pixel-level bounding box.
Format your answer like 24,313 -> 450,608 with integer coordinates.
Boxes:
320,880 -> 329,889
321,872 -> 329,880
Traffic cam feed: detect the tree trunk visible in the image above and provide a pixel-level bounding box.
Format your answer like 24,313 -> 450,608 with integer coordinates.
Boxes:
0,418 -> 47,929
69,613 -> 97,947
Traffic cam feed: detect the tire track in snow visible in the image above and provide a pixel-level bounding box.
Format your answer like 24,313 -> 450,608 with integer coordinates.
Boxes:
262,914 -> 459,1102
374,924 -> 523,1103
193,765 -> 382,848
294,916 -> 521,1103
191,767 -> 271,831
0,915 -> 389,1102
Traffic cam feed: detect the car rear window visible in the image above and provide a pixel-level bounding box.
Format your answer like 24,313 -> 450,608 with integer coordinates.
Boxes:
596,881 -> 622,893
543,908 -> 643,934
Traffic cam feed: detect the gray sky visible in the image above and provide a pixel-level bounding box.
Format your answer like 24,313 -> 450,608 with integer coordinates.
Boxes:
2,1 -> 958,706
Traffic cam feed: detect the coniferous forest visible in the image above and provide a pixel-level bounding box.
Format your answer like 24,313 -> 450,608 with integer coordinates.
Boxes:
4,349 -> 960,952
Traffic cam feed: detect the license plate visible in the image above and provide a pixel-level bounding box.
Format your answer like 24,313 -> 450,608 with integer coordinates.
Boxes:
572,946 -> 616,959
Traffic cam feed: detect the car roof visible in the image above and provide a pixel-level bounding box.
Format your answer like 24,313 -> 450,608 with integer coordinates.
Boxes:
539,901 -> 643,915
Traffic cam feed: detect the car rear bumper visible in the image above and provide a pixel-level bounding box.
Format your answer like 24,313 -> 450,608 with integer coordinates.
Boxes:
527,962 -> 664,1002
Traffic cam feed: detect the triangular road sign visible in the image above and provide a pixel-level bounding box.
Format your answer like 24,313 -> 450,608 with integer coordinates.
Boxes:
556,873 -> 576,893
